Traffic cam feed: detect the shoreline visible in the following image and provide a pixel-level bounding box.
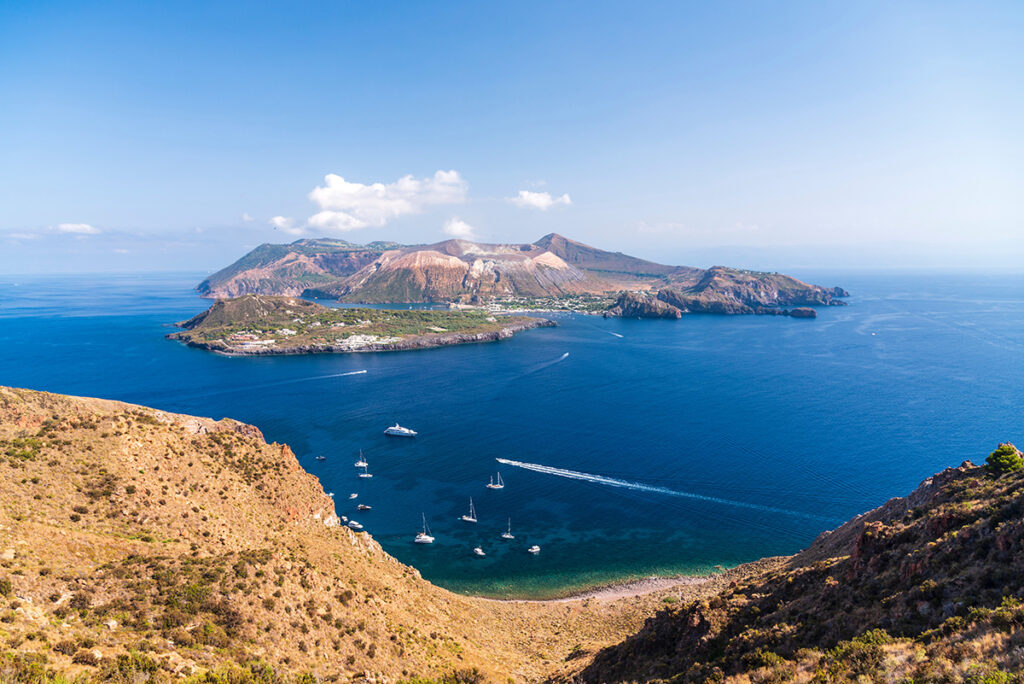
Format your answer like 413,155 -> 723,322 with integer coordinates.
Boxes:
471,557 -> 788,604
167,316 -> 555,356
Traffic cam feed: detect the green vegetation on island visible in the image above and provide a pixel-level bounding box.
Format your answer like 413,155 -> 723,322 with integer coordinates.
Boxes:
167,295 -> 554,355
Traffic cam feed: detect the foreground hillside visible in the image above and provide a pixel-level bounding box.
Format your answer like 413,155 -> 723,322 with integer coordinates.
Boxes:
197,234 -> 847,315
0,387 -> 741,683
167,295 -> 553,355
5,386 -> 1018,683
575,448 -> 1024,683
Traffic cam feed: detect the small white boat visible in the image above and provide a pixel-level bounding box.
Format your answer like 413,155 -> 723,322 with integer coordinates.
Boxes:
527,545 -> 541,554
501,518 -> 515,540
327,492 -> 335,498
347,520 -> 363,530
460,498 -> 478,523
354,450 -> 368,468
473,547 -> 486,557
415,513 -> 434,544
357,504 -> 371,511
486,472 -> 505,490
341,516 -> 348,522
315,455 -> 326,461
358,463 -> 373,479
385,424 -> 417,437
348,493 -> 358,500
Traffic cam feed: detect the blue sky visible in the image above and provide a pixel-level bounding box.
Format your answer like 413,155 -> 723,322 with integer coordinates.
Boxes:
1,1 -> 1022,273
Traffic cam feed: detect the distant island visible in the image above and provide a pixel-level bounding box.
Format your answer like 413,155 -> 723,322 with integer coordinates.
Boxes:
198,233 -> 848,318
167,295 -> 554,355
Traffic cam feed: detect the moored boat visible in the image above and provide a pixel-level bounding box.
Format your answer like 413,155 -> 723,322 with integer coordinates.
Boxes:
460,497 -> 478,523
385,424 -> 417,437
415,513 -> 434,544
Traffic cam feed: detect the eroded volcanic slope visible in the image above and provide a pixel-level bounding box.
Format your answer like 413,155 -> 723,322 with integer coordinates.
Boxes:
198,234 -> 848,312
0,387 -> 744,683
574,450 -> 1024,683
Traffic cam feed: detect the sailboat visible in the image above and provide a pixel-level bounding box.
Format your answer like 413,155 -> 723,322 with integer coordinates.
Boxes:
460,498 -> 478,523
414,513 -> 434,544
485,472 -> 505,490
354,450 -> 368,468
358,463 -> 373,478
501,517 -> 515,540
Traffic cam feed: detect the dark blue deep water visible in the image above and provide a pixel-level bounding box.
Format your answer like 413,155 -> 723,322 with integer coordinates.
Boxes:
1,271 -> 1022,597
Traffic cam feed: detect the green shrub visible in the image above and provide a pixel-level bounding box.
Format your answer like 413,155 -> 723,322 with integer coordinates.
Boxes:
986,443 -> 1023,476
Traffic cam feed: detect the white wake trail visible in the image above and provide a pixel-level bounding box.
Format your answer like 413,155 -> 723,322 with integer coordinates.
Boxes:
495,458 -> 835,522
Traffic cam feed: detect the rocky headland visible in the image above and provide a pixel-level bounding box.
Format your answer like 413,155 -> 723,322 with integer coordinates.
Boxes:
167,295 -> 554,356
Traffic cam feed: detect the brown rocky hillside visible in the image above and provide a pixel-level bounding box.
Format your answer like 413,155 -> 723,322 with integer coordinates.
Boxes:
0,387 -> 746,683
575,449 -> 1024,683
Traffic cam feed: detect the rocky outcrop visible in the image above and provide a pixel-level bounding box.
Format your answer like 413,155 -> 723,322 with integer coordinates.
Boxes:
603,291 -> 682,319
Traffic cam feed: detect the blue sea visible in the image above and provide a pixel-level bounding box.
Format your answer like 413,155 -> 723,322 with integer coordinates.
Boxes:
1,271 -> 1022,598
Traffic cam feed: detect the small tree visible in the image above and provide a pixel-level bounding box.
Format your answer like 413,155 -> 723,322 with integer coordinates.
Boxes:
987,443 -> 1023,476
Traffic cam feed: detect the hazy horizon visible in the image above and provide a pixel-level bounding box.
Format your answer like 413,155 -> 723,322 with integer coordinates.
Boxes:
2,1 -> 1022,274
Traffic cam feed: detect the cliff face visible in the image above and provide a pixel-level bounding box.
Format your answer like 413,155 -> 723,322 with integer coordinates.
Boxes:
199,235 -> 848,311
578,454 -> 1024,683
603,291 -> 682,319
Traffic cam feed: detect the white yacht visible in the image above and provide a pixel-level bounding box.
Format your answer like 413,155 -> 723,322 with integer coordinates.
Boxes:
414,513 -> 434,544
486,472 -> 504,490
347,520 -> 363,531
348,493 -> 358,499
473,547 -> 485,557
357,504 -> 371,511
354,450 -> 368,468
501,518 -> 515,540
358,463 -> 373,478
460,498 -> 478,523
315,455 -> 326,461
385,424 -> 417,437
527,545 -> 541,554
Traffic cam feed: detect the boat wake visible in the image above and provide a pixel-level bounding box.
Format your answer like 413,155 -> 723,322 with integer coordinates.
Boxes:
607,332 -> 624,338
525,352 -> 570,374
495,458 -> 836,522
187,369 -> 368,399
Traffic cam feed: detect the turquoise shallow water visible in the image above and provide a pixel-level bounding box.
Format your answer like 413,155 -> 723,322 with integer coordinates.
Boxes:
1,271 -> 1022,598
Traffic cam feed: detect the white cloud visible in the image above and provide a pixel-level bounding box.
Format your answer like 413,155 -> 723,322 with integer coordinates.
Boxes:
306,170 -> 468,232
270,216 -> 304,235
241,212 -> 254,222
442,217 -> 476,239
57,223 -> 100,234
5,232 -> 40,241
508,190 -> 572,210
